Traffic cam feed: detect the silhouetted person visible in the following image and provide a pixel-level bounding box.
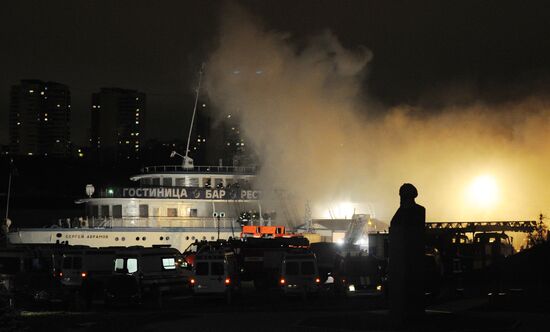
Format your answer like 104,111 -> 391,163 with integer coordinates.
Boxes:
389,183 -> 426,328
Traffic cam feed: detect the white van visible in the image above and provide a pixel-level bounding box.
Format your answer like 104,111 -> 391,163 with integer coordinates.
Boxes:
105,247 -> 190,306
191,247 -> 239,303
280,252 -> 321,296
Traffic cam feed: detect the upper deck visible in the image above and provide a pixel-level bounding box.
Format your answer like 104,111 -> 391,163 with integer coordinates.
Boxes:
139,165 -> 257,175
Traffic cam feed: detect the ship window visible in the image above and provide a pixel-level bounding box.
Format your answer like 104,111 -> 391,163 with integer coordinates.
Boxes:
167,208 -> 177,217
162,258 -> 176,270
166,236 -> 170,240
189,209 -> 198,217
113,205 -> 122,218
160,236 -> 164,241
152,178 -> 160,186
136,237 -> 140,241
175,178 -> 185,187
141,178 -> 151,186
204,178 -> 211,188
185,236 -> 189,240
142,237 -> 146,241
162,178 -> 173,186
101,205 -> 110,217
152,208 -> 159,217
92,206 -> 98,218
139,205 -> 148,217
214,178 -> 224,188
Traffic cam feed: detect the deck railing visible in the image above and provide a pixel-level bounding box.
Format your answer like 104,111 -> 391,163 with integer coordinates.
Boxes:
141,165 -> 257,175
57,216 -> 241,229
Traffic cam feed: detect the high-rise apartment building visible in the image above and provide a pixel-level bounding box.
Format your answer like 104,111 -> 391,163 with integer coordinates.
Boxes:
9,80 -> 71,156
90,88 -> 146,162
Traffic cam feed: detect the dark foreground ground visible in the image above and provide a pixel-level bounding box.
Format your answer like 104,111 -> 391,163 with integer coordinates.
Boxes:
5,283 -> 549,332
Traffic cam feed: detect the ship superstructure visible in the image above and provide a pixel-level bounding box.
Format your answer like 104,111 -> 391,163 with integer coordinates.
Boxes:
7,164 -> 267,252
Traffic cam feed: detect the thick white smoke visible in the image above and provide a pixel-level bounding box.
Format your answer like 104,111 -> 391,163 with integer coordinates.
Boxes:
204,4 -> 550,226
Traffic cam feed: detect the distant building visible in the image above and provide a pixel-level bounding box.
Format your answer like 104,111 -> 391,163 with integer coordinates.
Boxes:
9,80 -> 71,157
194,102 -> 252,167
90,88 -> 146,163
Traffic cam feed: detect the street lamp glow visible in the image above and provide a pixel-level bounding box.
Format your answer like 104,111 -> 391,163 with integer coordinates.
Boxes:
468,175 -> 499,207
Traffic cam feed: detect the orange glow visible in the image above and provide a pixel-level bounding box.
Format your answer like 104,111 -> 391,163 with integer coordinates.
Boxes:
315,277 -> 320,283
81,272 -> 87,278
280,278 -> 285,285
225,278 -> 231,285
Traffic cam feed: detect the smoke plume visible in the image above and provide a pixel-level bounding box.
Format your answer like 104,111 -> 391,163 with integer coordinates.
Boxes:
204,4 -> 550,226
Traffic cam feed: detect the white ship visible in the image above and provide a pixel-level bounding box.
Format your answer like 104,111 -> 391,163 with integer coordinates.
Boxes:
6,67 -> 273,252
7,162 -> 267,252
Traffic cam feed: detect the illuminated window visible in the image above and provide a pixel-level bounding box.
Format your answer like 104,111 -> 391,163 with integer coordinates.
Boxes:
29,90 -> 34,93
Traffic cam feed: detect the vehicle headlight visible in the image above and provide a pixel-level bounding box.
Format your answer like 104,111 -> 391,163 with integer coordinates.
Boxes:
348,284 -> 356,292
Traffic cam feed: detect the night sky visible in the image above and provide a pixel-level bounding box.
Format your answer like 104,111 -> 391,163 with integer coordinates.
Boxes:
2,0 -> 550,145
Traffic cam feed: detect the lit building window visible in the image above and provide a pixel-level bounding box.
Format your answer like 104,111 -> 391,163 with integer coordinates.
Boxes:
92,105 -> 96,109
56,139 -> 60,143
17,122 -> 20,125
97,105 -> 101,109
40,91 -> 44,95
29,90 -> 34,94
135,121 -> 139,124
56,104 -> 60,108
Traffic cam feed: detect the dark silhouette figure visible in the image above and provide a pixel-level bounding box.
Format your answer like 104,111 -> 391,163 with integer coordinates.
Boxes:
389,183 -> 426,328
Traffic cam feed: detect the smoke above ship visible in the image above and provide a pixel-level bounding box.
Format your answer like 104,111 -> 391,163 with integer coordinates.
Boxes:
203,3 -> 550,223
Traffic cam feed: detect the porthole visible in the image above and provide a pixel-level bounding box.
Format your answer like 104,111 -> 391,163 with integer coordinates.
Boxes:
202,236 -> 206,240
56,233 -> 62,238
185,236 -> 189,240
142,237 -> 146,241
191,236 -> 195,240
166,236 -> 170,240
121,237 -> 125,241
160,236 -> 164,241
136,237 -> 140,241
115,237 -> 119,241
211,236 -> 215,240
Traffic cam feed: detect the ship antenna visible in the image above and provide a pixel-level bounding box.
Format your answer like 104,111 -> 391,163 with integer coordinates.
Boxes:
180,63 -> 205,169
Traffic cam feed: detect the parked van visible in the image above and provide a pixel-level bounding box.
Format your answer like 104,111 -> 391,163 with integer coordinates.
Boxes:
104,247 -> 190,306
59,247 -> 118,308
191,245 -> 240,303
279,252 -> 320,297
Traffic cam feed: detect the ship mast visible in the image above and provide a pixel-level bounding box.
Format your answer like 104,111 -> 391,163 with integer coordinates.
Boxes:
182,64 -> 205,169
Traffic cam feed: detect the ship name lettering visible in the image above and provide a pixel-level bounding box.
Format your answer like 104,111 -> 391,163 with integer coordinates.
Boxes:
241,190 -> 259,200
205,189 -> 226,199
